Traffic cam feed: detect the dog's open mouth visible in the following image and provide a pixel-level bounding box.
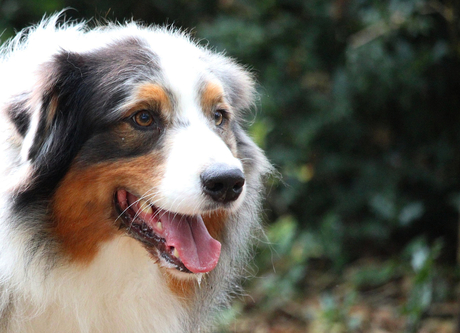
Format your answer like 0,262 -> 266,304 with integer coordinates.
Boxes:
115,189 -> 221,274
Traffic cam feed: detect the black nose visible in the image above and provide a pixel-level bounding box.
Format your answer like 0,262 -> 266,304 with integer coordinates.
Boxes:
201,164 -> 245,204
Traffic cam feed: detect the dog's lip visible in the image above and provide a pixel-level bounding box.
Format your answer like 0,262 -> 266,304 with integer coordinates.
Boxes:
115,189 -> 221,274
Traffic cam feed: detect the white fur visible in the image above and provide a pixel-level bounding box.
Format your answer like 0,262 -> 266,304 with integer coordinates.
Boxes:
4,238 -> 185,333
147,31 -> 246,214
158,120 -> 244,215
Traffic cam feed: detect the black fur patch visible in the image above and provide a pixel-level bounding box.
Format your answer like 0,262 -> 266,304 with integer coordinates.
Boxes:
76,116 -> 165,164
13,37 -> 161,211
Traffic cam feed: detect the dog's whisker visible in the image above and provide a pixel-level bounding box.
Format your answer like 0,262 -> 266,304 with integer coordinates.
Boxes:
114,189 -> 160,224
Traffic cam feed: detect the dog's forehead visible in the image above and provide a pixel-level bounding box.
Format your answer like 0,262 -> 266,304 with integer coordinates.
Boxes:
146,39 -> 216,118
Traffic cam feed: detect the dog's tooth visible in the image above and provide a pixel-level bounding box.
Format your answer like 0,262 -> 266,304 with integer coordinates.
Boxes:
157,222 -> 163,231
172,248 -> 180,259
138,199 -> 153,215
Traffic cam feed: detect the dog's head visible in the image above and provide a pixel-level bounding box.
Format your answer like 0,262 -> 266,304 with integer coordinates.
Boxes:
6,23 -> 267,278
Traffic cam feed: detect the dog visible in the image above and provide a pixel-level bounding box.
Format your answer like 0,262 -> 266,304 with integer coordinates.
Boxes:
0,13 -> 270,333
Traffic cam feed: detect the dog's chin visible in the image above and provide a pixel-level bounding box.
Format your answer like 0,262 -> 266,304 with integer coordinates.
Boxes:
114,189 -> 222,276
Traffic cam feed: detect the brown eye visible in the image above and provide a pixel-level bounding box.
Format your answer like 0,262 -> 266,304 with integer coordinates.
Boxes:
214,110 -> 225,126
133,111 -> 154,127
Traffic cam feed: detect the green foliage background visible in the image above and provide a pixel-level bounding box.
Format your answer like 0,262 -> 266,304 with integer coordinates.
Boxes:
2,0 -> 460,329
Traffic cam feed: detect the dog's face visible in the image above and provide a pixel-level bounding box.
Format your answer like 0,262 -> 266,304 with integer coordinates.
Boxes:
9,33 -> 258,277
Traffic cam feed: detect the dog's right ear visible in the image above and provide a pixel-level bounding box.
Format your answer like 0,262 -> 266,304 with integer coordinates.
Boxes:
8,51 -> 94,206
6,62 -> 64,163
11,52 -> 89,166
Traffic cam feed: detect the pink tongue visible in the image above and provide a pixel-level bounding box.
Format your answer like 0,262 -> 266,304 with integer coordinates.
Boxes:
160,212 -> 221,273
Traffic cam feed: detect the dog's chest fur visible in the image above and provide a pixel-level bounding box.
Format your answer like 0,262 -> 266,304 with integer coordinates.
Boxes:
6,239 -> 185,333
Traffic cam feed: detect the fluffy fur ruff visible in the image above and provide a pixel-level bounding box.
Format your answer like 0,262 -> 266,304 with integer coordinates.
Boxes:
0,14 -> 270,333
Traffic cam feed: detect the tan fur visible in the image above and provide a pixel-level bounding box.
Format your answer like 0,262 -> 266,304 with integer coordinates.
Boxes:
123,83 -> 173,121
200,82 -> 229,117
52,154 -> 164,263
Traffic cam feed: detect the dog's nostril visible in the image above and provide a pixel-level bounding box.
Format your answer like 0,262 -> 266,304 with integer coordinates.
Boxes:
201,165 -> 245,204
233,180 -> 244,191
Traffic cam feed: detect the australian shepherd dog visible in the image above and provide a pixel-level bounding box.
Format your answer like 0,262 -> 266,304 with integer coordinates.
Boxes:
0,14 -> 270,332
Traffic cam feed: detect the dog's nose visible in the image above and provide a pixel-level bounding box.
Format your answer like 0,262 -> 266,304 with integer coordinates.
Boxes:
201,164 -> 245,203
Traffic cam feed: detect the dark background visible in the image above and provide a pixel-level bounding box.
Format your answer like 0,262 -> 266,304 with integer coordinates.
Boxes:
2,1 -> 460,331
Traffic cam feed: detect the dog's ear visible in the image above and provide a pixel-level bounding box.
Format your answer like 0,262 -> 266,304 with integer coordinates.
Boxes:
8,51 -> 95,206
19,51 -> 91,166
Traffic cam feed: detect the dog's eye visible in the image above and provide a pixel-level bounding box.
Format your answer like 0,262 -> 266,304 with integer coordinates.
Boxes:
214,110 -> 226,127
133,111 -> 154,127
